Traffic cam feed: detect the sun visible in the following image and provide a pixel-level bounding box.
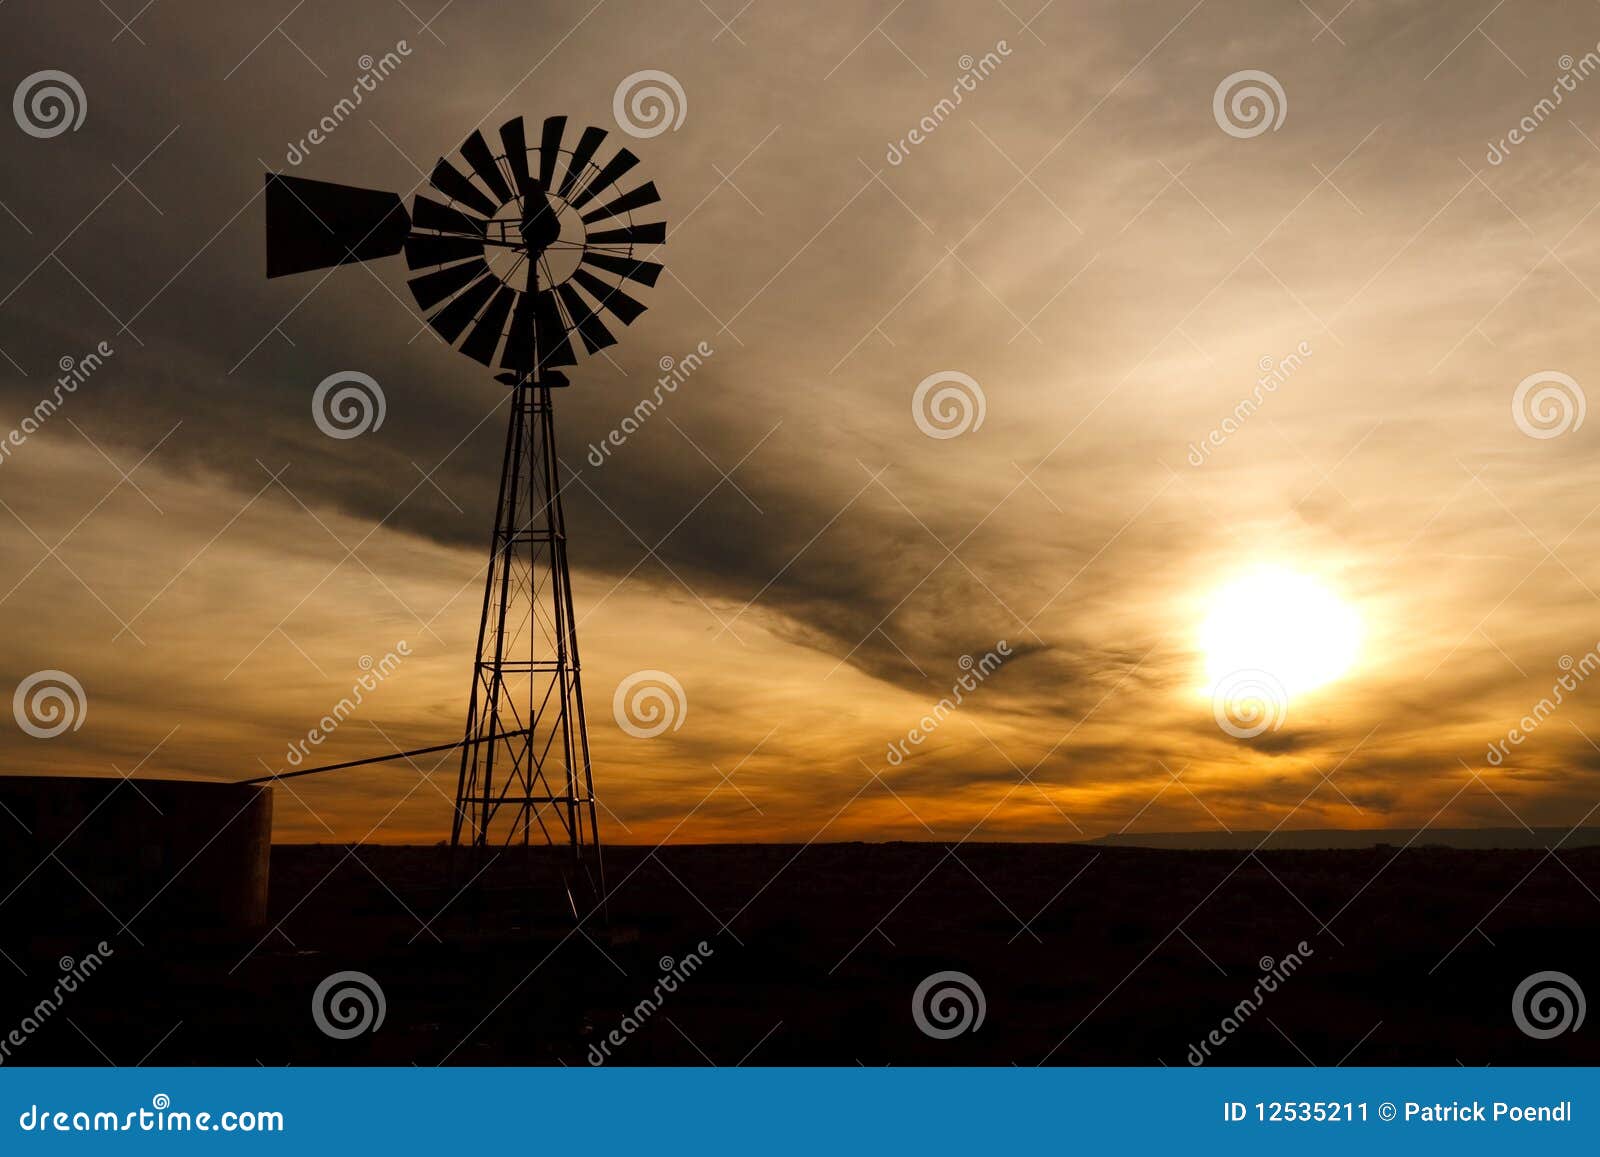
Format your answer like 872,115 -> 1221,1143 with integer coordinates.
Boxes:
1200,567 -> 1361,699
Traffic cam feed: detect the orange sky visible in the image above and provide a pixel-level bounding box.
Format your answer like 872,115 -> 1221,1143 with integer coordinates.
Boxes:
4,0 -> 1600,844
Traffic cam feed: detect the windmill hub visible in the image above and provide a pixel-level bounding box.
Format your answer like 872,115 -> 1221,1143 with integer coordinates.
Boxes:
519,186 -> 563,253
483,187 -> 579,291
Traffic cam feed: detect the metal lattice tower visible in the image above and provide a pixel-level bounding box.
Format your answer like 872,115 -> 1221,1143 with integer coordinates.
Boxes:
454,366 -> 600,879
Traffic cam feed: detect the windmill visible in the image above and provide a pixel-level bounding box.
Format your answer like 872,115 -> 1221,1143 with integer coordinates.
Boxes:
262,115 -> 665,901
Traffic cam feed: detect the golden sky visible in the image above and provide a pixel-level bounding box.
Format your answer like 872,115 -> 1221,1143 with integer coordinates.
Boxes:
4,0 -> 1600,843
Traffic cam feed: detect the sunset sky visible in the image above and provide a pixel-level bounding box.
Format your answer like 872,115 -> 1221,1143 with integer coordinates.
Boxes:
4,0 -> 1600,844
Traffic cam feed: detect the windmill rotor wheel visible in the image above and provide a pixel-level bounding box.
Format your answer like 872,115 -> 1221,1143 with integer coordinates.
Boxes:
403,115 -> 667,380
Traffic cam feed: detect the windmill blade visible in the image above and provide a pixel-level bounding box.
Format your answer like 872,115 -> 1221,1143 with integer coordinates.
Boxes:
428,274 -> 500,342
404,234 -> 485,270
264,173 -> 408,277
460,130 -> 513,204
580,250 -> 663,287
412,195 -> 486,237
585,221 -> 666,246
537,116 -> 567,188
579,181 -> 660,226
567,148 -> 639,211
555,282 -> 616,354
534,290 -> 578,368
430,157 -> 500,217
499,117 -> 536,202
557,126 -> 607,199
460,285 -> 517,365
571,268 -> 647,325
408,258 -> 489,310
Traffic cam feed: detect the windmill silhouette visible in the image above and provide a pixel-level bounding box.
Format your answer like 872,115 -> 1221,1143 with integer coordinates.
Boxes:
262,115 -> 665,901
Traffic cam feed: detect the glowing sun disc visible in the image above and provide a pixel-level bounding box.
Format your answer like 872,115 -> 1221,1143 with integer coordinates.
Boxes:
1200,568 -> 1361,698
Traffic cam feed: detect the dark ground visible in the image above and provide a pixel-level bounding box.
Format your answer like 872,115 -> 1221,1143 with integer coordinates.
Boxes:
4,842 -> 1597,1066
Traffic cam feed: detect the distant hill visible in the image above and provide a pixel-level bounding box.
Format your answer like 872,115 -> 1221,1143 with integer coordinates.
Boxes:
1081,827 -> 1600,851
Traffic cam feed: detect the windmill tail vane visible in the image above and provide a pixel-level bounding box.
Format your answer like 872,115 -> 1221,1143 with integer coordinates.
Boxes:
258,114 -> 668,911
